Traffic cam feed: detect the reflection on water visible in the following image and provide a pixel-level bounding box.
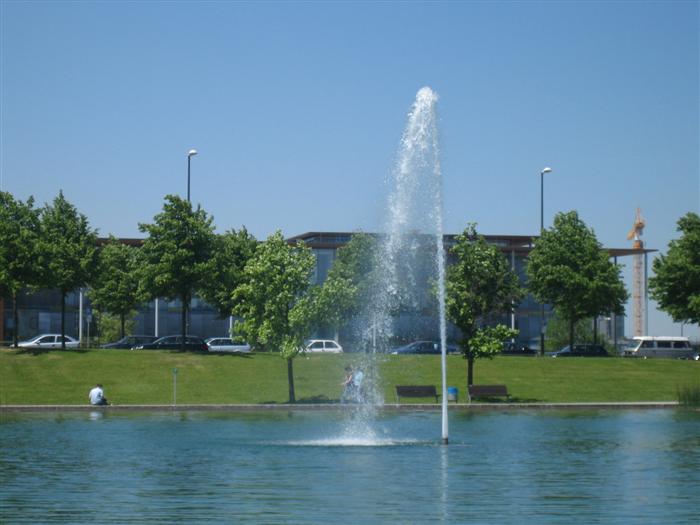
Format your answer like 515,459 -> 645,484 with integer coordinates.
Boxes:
1,410 -> 699,524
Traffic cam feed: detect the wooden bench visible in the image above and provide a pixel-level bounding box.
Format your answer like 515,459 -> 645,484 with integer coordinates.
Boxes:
395,385 -> 440,403
468,384 -> 510,401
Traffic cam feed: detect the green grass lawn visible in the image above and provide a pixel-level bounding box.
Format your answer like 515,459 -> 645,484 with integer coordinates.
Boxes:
1,347 -> 698,405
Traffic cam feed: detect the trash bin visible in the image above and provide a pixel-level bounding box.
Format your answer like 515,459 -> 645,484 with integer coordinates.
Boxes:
447,387 -> 458,402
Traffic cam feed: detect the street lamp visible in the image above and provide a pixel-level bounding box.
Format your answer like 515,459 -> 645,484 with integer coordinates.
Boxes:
185,148 -> 198,340
187,149 -> 198,202
539,166 -> 552,355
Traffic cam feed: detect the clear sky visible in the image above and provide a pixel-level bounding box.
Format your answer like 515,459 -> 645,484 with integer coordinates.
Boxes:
1,1 -> 698,339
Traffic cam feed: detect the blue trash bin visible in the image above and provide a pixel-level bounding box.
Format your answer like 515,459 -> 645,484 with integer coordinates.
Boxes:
447,387 -> 458,402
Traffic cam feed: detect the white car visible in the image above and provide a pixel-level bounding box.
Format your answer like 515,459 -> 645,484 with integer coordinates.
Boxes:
17,334 -> 80,349
304,339 -> 343,353
205,337 -> 251,353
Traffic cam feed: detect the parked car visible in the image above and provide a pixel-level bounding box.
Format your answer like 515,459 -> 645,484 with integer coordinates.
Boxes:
502,342 -> 537,356
619,336 -> 696,359
550,344 -> 609,357
390,340 -> 459,355
134,335 -> 208,352
17,334 -> 79,349
101,335 -> 158,349
205,337 -> 251,353
304,339 -> 343,353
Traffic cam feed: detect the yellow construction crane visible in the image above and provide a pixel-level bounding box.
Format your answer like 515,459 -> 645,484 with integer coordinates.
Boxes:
628,208 -> 646,336
627,208 -> 645,249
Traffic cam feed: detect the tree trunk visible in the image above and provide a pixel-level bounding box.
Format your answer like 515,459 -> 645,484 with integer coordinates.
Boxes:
12,292 -> 18,348
287,357 -> 296,403
593,317 -> 598,344
569,319 -> 575,354
467,355 -> 475,387
120,313 -> 125,339
61,292 -> 66,350
181,293 -> 188,351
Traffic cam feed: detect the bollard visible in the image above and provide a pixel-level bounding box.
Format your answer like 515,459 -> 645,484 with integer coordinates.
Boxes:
173,367 -> 178,405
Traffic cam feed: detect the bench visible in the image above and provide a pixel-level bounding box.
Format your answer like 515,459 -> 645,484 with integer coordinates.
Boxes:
395,385 -> 440,403
468,384 -> 510,401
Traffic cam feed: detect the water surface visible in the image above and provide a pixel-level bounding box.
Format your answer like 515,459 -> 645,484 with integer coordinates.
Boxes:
1,409 -> 698,524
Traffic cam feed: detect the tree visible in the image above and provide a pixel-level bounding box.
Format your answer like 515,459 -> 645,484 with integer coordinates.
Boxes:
545,310 -> 597,352
96,311 -> 135,344
199,228 -> 257,320
89,237 -> 142,339
232,231 -> 315,403
315,232 -> 377,338
649,212 -> 700,327
446,225 -> 524,386
527,211 -> 628,354
38,191 -> 99,349
0,192 -> 41,347
138,195 -> 216,350
470,324 -> 519,361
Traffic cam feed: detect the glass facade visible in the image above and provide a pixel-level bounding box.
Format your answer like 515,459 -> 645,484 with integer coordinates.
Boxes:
2,292 -> 231,345
312,249 -> 336,285
1,232 -> 633,349
293,235 -> 556,349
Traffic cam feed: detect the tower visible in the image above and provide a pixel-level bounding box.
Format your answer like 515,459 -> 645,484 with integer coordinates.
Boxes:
627,208 -> 646,336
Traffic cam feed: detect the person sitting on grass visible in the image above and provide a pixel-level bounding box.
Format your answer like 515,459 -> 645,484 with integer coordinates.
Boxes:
88,384 -> 109,406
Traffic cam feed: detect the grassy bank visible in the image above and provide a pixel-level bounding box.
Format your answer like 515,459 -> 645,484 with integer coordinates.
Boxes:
1,347 -> 698,405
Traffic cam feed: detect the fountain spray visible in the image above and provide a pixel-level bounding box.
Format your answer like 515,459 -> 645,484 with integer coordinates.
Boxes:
371,86 -> 449,443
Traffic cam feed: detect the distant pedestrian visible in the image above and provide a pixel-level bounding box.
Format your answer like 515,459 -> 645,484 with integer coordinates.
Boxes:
88,384 -> 109,406
341,366 -> 365,404
341,366 -> 355,402
351,368 -> 365,403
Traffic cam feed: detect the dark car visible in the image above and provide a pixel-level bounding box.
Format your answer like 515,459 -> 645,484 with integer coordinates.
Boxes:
502,343 -> 537,356
550,344 -> 609,357
134,335 -> 208,352
101,335 -> 158,349
391,341 -> 459,355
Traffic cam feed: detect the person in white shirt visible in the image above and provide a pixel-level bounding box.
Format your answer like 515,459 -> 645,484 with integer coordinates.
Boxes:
88,384 -> 109,405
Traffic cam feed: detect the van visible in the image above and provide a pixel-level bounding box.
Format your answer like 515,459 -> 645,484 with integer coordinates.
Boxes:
620,336 -> 696,359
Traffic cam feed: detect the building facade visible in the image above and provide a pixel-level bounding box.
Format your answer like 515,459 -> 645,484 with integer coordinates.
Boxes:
2,232 -> 646,349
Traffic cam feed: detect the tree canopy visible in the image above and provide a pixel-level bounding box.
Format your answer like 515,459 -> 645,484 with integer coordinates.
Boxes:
446,224 -> 524,386
199,228 -> 257,320
527,211 -> 627,353
89,236 -> 142,339
315,232 -> 377,337
0,192 -> 41,346
545,310 -> 597,352
232,231 -> 315,402
138,195 -> 216,349
649,212 -> 700,327
38,191 -> 99,349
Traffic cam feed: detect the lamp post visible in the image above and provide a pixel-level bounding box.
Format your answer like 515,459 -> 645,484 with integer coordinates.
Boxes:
539,166 -> 552,355
185,149 -> 197,341
187,149 -> 198,202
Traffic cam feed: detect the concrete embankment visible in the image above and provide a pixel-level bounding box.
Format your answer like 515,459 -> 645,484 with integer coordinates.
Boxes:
0,401 -> 680,413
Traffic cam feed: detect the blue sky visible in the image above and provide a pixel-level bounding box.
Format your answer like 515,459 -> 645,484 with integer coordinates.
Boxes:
1,1 -> 698,339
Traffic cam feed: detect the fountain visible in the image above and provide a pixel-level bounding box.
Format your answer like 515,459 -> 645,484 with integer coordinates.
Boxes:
349,86 -> 449,443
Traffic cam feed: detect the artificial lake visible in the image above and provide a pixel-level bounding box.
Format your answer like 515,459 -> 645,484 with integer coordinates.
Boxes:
1,409 -> 699,524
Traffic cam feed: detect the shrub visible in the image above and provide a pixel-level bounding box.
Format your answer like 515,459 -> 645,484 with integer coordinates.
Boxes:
677,384 -> 700,407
